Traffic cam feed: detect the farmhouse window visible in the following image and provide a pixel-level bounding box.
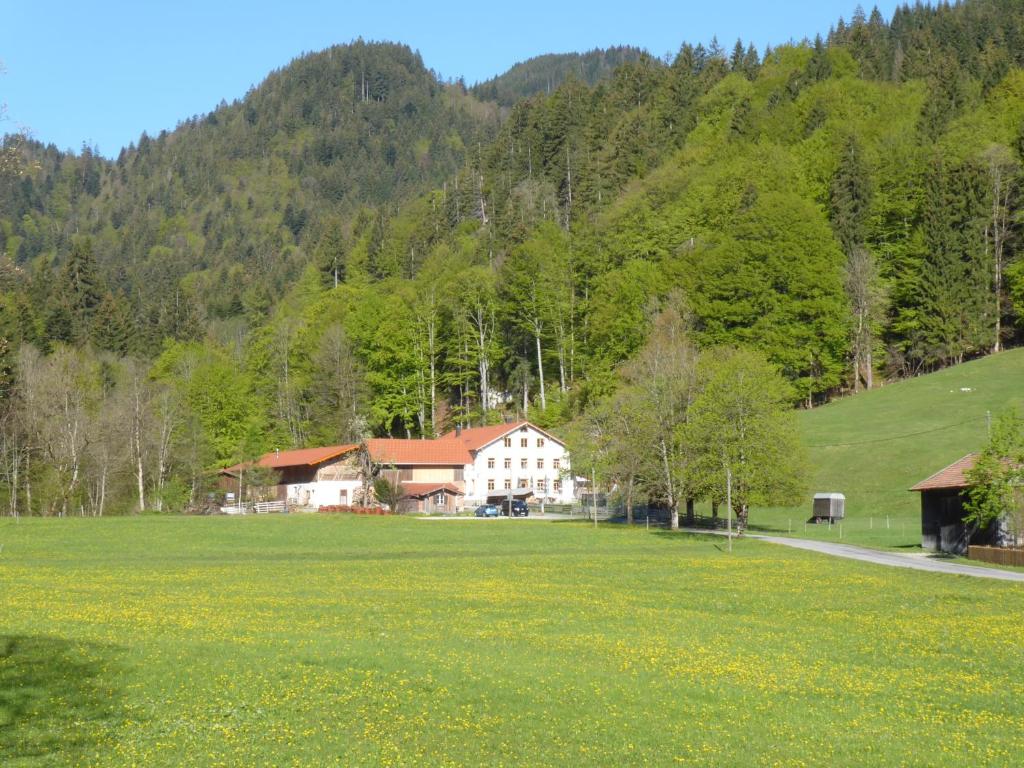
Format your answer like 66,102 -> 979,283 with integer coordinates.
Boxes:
520,458 -> 528,469
553,458 -> 560,469
504,458 -> 511,469
488,479 -> 495,491
504,479 -> 511,490
538,478 -> 547,492
454,468 -> 464,481
504,437 -> 512,447
487,458 -> 495,469
554,479 -> 562,492
521,438 -> 528,448
537,438 -> 545,447
537,458 -> 544,469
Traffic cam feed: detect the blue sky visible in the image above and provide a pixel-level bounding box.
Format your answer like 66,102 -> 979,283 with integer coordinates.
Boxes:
1,1 -> 898,157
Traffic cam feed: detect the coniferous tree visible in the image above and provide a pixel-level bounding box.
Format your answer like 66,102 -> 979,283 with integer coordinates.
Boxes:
61,237 -> 105,342
830,135 -> 883,390
915,157 -> 991,366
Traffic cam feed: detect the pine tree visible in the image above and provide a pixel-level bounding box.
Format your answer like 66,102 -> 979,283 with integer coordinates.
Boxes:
61,237 -> 105,342
829,136 -> 872,254
314,217 -> 348,288
91,292 -> 135,356
915,157 -> 991,366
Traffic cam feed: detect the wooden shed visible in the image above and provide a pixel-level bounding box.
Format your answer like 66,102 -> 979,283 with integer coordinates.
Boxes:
400,482 -> 464,514
910,454 -> 994,554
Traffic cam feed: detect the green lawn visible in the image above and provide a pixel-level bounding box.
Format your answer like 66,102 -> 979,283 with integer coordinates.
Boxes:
3,515 -> 1024,767
751,348 -> 1024,547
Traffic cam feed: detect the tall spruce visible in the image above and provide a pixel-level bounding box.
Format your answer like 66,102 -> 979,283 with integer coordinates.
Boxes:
829,135 -> 880,390
916,156 -> 992,366
61,237 -> 105,343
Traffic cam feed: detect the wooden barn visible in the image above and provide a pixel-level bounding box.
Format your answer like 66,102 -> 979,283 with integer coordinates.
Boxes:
910,454 -> 998,554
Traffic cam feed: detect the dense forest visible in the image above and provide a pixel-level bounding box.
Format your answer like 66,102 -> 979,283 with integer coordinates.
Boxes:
1,0 -> 1024,515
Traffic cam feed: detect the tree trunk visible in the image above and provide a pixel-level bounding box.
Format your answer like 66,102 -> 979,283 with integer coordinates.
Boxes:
625,481 -> 634,526
535,331 -> 546,411
428,320 -> 437,437
685,498 -> 695,526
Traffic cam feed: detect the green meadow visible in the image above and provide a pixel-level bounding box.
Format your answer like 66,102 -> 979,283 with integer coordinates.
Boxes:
751,348 -> 1024,547
3,514 -> 1024,767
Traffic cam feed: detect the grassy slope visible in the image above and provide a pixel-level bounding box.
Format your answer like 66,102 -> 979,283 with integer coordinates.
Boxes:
752,348 -> 1024,547
3,515 -> 1024,767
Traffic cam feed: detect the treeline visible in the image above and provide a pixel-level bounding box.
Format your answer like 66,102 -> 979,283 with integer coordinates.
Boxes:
2,2 -> 1024,514
471,47 -> 649,106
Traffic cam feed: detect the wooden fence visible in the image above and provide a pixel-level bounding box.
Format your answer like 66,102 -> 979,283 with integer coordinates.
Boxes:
968,546 -> 1024,567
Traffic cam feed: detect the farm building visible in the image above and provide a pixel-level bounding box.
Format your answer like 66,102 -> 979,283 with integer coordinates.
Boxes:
910,454 -> 1004,554
441,421 -> 574,507
221,444 -> 362,507
220,420 -> 573,514
364,438 -> 472,513
399,483 -> 465,514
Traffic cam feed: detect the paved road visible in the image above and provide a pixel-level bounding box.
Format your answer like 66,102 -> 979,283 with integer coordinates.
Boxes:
686,529 -> 1024,582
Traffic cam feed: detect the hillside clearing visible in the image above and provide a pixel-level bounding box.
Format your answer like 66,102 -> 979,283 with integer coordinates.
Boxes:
751,348 -> 1024,547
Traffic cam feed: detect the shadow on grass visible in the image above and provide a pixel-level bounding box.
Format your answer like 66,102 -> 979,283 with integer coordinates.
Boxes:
0,635 -> 123,764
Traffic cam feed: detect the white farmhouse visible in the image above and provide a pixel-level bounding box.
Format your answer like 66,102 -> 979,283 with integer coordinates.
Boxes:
440,420 -> 574,506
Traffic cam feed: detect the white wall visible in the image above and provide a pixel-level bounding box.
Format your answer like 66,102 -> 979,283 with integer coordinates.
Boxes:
464,424 -> 574,505
288,479 -> 363,508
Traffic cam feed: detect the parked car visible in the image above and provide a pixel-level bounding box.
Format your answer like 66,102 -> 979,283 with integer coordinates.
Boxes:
502,499 -> 529,517
474,504 -> 500,518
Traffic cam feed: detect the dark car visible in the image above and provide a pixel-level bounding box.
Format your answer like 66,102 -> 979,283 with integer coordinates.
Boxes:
474,504 -> 500,518
502,499 -> 529,517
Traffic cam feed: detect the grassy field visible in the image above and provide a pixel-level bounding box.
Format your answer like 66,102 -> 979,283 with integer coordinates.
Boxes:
3,515 -> 1024,767
751,348 -> 1024,547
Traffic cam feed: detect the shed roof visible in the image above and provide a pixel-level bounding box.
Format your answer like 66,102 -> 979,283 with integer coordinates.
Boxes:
365,439 -> 472,466
400,482 -> 464,499
910,454 -> 979,492
223,444 -> 358,475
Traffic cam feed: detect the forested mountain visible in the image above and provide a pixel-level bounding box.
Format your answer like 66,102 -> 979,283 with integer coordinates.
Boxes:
471,47 -> 649,105
0,41 -> 499,347
1,0 -> 1024,516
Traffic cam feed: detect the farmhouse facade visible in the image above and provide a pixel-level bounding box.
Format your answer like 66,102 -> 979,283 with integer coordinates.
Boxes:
441,421 -> 574,506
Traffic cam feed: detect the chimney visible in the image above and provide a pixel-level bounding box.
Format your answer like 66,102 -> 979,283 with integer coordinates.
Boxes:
455,424 -> 462,437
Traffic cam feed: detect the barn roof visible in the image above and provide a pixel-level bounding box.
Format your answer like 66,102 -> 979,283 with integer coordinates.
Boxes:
365,439 -> 472,466
222,444 -> 359,475
910,454 -> 979,492
400,482 -> 464,499
439,420 -> 565,452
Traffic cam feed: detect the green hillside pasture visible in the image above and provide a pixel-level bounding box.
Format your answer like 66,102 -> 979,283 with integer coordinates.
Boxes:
752,348 -> 1024,547
2,515 -> 1024,767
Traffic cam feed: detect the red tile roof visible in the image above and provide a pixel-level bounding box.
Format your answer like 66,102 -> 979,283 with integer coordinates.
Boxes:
910,454 -> 979,491
365,438 -> 472,466
440,420 -> 564,451
223,444 -> 358,475
400,482 -> 464,498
